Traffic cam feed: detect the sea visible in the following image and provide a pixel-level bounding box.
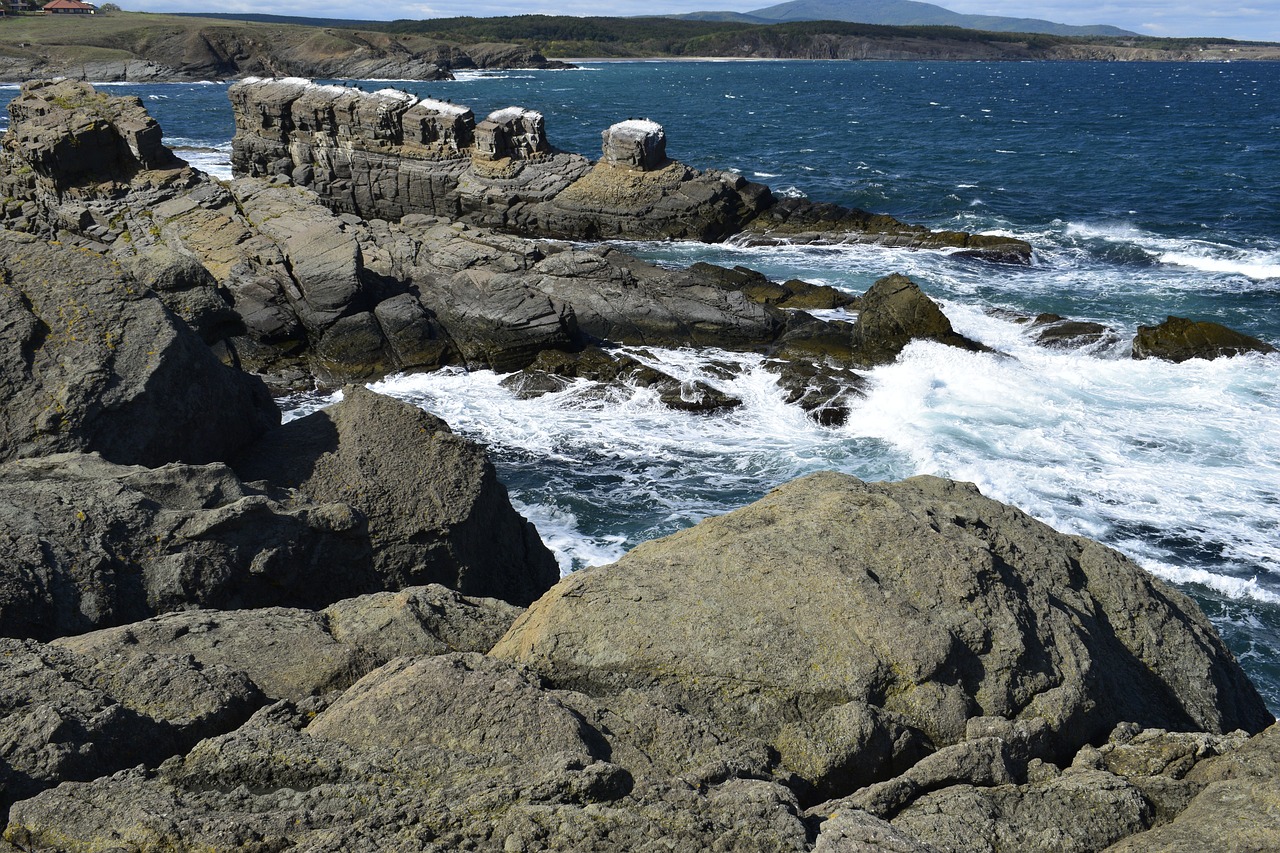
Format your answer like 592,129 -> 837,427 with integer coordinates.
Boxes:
5,61 -> 1278,709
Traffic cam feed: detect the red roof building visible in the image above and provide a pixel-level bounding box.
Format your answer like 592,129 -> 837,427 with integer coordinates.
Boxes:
43,0 -> 97,13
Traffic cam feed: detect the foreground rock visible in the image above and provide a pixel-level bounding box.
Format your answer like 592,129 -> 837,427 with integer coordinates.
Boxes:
0,230 -> 278,466
493,472 -> 1271,801
3,472 -> 1274,851
234,385 -> 560,605
0,388 -> 556,639
0,637 -> 262,819
1132,315 -> 1277,362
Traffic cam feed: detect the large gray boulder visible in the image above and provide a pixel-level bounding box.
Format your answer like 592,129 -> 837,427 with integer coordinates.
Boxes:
233,385 -> 560,606
492,472 -> 1272,801
0,452 -> 369,640
0,231 -> 279,466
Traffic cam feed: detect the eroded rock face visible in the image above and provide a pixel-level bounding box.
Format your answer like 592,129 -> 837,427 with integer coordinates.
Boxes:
0,453 -> 369,640
0,232 -> 279,467
493,472 -> 1272,801
233,385 -> 560,606
1132,315 -> 1277,362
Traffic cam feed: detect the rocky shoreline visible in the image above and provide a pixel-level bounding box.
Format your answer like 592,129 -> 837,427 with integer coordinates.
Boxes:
0,77 -> 1278,851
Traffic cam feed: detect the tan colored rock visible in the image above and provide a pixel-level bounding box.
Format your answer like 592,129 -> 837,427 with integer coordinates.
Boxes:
494,472 -> 1271,799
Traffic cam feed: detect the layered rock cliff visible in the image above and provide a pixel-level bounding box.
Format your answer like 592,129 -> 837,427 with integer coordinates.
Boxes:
228,76 -> 1031,259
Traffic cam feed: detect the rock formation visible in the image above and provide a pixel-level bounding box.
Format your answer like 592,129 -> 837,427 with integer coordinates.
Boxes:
228,77 -> 1031,257
1132,315 -> 1277,362
1,472 -> 1275,851
493,473 -> 1272,798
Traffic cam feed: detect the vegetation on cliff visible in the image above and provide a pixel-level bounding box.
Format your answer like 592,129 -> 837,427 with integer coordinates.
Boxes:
0,10 -> 1276,82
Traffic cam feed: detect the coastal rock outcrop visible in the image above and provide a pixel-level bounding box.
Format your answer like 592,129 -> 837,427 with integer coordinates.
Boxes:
228,77 -> 1025,256
0,231 -> 278,466
493,472 -> 1272,799
738,196 -> 1033,263
234,385 -> 560,605
0,80 -> 809,386
1131,315 -> 1277,362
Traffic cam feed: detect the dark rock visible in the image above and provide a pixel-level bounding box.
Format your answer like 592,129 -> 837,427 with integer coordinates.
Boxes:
500,346 -> 742,414
0,452 -> 370,640
1029,312 -> 1119,351
1132,315 -> 1277,362
233,385 -> 560,606
689,261 -> 858,311
492,472 -> 1273,803
740,197 -> 1033,263
0,636 -> 262,818
0,232 -> 279,467
850,273 -> 989,366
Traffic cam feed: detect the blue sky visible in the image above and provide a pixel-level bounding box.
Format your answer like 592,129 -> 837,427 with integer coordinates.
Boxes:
121,0 -> 1280,42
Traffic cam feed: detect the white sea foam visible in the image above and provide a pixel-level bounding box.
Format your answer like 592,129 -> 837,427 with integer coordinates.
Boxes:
1158,251 -> 1280,280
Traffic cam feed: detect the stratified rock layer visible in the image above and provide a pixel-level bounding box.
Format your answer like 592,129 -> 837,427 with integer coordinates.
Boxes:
228,77 -> 1029,257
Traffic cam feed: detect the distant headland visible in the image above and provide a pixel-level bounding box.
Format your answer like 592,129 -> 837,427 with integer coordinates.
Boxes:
0,10 -> 1277,83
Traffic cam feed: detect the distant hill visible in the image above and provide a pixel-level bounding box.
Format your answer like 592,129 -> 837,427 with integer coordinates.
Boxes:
681,0 -> 1138,37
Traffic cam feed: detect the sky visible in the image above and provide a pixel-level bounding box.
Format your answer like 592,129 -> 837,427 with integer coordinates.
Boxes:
118,0 -> 1280,43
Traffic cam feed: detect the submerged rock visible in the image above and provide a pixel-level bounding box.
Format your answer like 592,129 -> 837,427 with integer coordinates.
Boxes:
1132,315 -> 1277,362
493,472 -> 1272,801
500,346 -> 742,414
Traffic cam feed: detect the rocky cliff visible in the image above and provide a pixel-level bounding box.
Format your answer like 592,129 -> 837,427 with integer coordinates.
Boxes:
0,14 -> 571,83
228,76 -> 1031,260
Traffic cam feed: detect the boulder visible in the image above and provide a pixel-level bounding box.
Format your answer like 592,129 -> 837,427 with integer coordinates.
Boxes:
0,232 -> 279,467
849,273 -> 988,366
1131,315 -> 1277,362
492,472 -> 1272,802
233,385 -> 560,606
0,636 -> 262,818
0,452 -> 370,640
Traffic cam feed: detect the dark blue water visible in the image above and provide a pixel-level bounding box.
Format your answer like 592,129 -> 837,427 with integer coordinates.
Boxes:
8,62 -> 1278,709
